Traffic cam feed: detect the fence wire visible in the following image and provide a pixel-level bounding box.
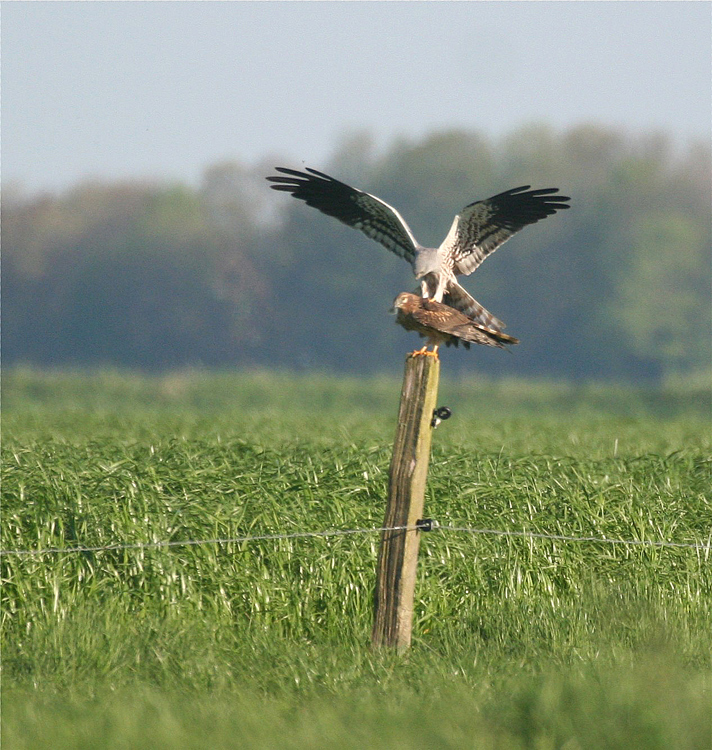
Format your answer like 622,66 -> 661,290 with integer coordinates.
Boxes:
1,522 -> 710,557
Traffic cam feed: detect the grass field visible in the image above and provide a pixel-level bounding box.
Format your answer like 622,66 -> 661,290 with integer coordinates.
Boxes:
2,368 -> 711,749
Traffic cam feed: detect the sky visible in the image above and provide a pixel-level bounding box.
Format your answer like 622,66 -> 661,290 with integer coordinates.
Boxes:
3,1 -> 710,195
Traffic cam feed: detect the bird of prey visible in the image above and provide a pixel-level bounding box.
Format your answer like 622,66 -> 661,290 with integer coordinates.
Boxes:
392,292 -> 519,357
267,166 -> 570,331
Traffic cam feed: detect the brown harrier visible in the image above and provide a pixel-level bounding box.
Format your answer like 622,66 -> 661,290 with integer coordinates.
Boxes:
267,167 -> 570,331
392,292 -> 519,357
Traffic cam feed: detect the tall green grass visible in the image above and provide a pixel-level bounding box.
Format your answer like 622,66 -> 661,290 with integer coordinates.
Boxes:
2,369 -> 711,748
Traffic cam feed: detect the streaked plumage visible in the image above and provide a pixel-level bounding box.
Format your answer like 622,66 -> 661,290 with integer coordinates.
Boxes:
392,292 -> 519,353
267,167 -> 570,331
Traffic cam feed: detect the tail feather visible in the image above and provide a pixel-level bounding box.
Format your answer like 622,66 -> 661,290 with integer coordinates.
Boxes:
454,323 -> 519,348
442,282 -> 506,332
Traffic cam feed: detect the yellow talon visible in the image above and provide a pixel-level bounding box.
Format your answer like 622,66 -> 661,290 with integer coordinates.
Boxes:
409,346 -> 439,359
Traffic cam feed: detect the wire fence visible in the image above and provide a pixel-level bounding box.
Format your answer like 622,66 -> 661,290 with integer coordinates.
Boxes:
2,522 -> 710,558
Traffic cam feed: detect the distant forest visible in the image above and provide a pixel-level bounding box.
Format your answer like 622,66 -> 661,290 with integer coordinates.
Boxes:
4,124 -> 710,381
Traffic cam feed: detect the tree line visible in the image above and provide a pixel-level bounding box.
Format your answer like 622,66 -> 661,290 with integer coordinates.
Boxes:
4,124 -> 710,381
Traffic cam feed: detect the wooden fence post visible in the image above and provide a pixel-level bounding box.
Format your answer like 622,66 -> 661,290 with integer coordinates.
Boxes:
372,352 -> 440,650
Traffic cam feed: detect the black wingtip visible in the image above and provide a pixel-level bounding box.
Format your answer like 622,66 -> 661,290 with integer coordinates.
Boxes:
304,167 -> 335,180
266,166 -> 338,188
270,166 -> 310,178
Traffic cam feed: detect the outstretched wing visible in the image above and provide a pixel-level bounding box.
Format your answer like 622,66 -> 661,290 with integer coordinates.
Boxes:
267,167 -> 419,264
440,186 -> 570,276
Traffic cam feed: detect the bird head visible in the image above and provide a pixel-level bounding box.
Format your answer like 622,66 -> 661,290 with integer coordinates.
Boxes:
413,248 -> 440,279
391,292 -> 417,313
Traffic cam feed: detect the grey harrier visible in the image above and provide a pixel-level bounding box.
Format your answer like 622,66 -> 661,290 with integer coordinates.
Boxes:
267,167 -> 570,331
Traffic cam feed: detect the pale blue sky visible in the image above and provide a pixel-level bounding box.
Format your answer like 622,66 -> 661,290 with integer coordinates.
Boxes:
3,1 -> 710,194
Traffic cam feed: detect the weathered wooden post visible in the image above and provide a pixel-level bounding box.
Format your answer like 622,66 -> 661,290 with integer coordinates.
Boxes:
372,352 -> 440,650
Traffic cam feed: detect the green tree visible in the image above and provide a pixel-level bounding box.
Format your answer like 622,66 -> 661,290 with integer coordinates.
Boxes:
614,212 -> 711,375
4,126 -> 710,380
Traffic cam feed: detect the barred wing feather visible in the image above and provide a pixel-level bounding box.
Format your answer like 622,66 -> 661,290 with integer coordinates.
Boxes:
442,186 -> 570,277
267,167 -> 419,264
